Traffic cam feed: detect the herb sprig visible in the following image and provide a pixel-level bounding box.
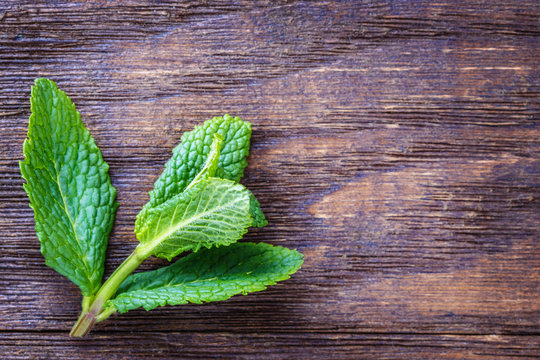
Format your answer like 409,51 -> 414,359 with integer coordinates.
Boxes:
20,78 -> 303,337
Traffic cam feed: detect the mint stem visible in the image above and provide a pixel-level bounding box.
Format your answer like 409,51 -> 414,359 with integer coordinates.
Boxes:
69,311 -> 96,337
70,249 -> 146,337
95,306 -> 117,323
81,295 -> 93,313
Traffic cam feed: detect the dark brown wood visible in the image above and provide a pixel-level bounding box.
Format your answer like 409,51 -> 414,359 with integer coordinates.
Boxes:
0,0 -> 538,358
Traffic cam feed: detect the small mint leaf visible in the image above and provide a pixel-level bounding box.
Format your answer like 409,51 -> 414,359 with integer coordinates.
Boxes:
185,133 -> 222,191
248,190 -> 268,228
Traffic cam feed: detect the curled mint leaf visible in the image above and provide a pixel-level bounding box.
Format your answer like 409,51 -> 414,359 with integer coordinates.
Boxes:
184,133 -> 222,191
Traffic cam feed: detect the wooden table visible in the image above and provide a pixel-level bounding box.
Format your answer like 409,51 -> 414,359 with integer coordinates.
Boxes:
1,1 -> 538,358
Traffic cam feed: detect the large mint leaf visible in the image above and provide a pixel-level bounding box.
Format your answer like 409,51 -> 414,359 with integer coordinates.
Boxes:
135,178 -> 252,261
20,78 -> 117,296
135,115 -> 252,232
107,242 -> 303,313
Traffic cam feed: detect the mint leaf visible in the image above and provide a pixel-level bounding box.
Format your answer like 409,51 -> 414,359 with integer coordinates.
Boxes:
20,78 -> 117,296
107,242 -> 303,313
248,190 -> 268,227
185,134 -> 222,191
135,178 -> 252,261
183,134 -> 267,227
136,115 -> 252,232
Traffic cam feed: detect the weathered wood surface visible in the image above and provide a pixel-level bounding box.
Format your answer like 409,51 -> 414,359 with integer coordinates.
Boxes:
0,1 -> 538,358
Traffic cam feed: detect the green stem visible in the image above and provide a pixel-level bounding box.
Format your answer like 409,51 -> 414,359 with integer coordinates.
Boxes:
70,310 -> 96,337
70,248 -> 147,337
95,307 -> 117,323
81,295 -> 93,313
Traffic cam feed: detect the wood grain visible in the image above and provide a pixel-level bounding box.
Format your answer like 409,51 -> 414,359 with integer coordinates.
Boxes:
0,0 -> 538,358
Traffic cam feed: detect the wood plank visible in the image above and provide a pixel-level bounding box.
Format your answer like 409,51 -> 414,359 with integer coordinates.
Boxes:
0,332 -> 539,360
0,0 -> 538,358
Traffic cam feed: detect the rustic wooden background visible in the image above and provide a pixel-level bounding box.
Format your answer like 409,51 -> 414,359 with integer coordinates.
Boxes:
1,1 -> 539,359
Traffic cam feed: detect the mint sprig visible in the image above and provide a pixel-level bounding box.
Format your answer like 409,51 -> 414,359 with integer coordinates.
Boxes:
20,78 -> 303,337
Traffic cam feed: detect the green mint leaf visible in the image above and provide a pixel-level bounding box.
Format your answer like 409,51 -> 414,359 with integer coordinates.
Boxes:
107,242 -> 303,313
248,190 -> 268,227
135,115 -> 251,232
135,178 -> 252,261
184,133 -> 222,191
20,78 -> 117,296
